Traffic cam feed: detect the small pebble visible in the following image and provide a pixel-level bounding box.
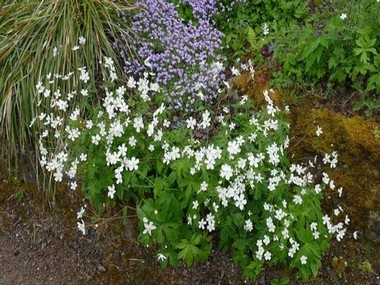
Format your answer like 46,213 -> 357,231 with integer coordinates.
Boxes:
97,264 -> 106,272
113,250 -> 122,261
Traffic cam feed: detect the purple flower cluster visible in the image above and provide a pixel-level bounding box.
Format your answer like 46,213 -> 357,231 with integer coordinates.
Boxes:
117,0 -> 225,111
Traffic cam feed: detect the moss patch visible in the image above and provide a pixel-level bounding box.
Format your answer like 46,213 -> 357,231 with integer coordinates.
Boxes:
289,107 -> 380,233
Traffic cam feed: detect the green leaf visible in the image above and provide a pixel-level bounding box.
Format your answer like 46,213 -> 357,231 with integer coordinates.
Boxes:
154,177 -> 166,197
247,26 -> 257,50
310,258 -> 322,277
122,206 -> 128,225
367,74 -> 380,91
301,38 -> 320,60
176,239 -> 202,267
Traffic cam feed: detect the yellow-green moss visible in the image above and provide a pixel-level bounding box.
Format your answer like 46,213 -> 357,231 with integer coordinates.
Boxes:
234,73 -> 284,107
289,107 -> 380,231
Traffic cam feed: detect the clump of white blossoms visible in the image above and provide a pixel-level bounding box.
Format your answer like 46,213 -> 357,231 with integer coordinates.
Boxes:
36,41 -> 349,280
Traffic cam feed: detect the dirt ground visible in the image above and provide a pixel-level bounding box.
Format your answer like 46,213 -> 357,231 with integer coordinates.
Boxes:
0,172 -> 252,285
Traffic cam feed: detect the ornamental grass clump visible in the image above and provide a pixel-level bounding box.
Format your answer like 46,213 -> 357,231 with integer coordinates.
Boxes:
116,0 -> 224,111
0,0 -> 134,166
36,41 -> 349,281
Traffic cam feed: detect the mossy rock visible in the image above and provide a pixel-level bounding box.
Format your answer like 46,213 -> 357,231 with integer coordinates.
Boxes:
289,107 -> 380,235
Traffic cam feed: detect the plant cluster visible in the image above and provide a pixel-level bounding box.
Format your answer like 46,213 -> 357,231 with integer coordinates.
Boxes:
36,45 -> 348,280
115,0 -> 225,111
213,0 -> 308,61
0,0 -> 134,165
272,0 -> 380,93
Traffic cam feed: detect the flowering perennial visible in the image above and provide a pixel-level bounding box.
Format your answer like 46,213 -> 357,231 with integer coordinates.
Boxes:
116,0 -> 224,110
36,41 -> 349,281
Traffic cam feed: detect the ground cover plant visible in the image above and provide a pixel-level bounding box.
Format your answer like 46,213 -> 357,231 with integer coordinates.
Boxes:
115,0 -> 225,111
35,40 -> 348,281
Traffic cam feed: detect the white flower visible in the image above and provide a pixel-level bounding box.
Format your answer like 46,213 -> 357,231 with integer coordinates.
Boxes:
91,134 -> 101,145
314,183 -> 324,195
77,219 -> 86,235
118,144 -> 128,157
322,172 -> 330,184
124,157 -> 139,171
79,36 -> 86,45
264,251 -> 272,261
340,13 -> 347,20
157,253 -> 167,262
70,181 -> 77,190
263,235 -> 270,245
200,181 -> 208,192
80,153 -> 87,161
220,164 -> 233,181
338,187 -> 343,197
129,136 -> 137,147
81,89 -> 88,96
206,213 -> 216,232
133,116 -> 144,133
85,120 -> 93,129
300,255 -> 308,265
198,219 -> 206,230
231,66 -> 240,76
345,215 -> 350,225
127,77 -> 136,89
293,195 -> 303,205
53,46 -> 58,57
227,141 -> 241,156
235,194 -> 247,210
263,23 -> 269,35
266,217 -> 276,232
108,184 -> 116,199
244,220 -> 253,232
143,218 -> 156,236
77,207 -> 85,219
200,110 -> 211,129
256,245 -> 264,260
78,67 -> 90,83
144,57 -> 152,68
186,117 -> 196,130
316,126 -> 323,137
163,119 -> 170,128
310,222 -> 317,231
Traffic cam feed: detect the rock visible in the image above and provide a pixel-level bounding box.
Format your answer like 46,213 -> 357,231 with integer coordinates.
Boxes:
87,227 -> 96,237
96,264 -> 106,273
219,269 -> 225,279
366,211 -> 380,243
113,250 -> 122,262
86,274 -> 93,282
258,273 -> 265,285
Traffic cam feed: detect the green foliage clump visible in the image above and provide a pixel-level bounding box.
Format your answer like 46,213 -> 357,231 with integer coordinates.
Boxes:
272,0 -> 380,93
36,49 -> 347,281
214,0 -> 309,61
